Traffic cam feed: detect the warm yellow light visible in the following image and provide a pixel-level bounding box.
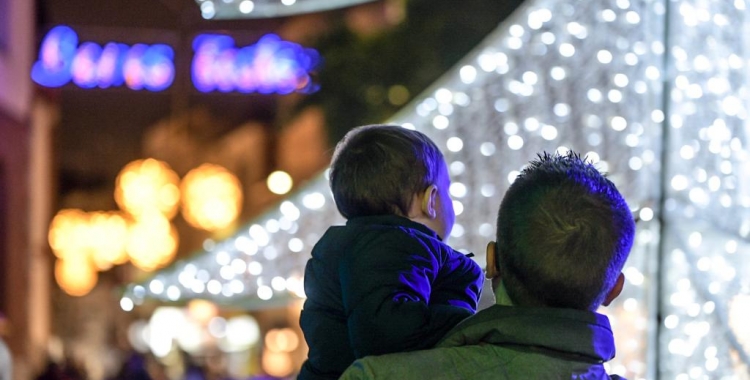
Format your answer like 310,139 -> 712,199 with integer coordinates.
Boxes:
55,257 -> 98,297
181,164 -> 243,232
264,328 -> 300,353
262,351 -> 294,378
115,158 -> 181,219
126,211 -> 178,271
187,299 -> 218,326
267,170 -> 293,195
49,209 -> 131,269
48,209 -> 90,260
88,211 -> 130,266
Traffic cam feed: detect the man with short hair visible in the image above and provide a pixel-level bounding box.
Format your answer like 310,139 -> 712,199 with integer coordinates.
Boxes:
340,151 -> 635,379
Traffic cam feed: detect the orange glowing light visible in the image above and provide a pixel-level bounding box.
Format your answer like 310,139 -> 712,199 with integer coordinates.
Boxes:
187,299 -> 218,326
181,164 -> 243,232
115,158 -> 181,219
55,257 -> 98,297
126,211 -> 178,271
265,328 -> 300,353
48,208 -> 90,260
49,209 -> 132,270
88,211 -> 130,266
262,351 -> 294,378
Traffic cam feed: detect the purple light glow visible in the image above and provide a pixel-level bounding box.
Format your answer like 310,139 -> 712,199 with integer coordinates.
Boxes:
31,26 -> 175,91
191,33 -> 320,94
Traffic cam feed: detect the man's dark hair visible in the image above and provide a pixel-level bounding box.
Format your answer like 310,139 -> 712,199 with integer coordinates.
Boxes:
330,124 -> 443,219
495,151 -> 635,311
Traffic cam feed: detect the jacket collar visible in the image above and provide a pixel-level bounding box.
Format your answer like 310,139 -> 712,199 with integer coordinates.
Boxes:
438,305 -> 616,362
346,215 -> 440,240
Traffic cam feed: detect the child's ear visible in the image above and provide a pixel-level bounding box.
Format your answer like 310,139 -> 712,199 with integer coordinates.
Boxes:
485,241 -> 499,280
420,185 -> 438,219
602,272 -> 625,307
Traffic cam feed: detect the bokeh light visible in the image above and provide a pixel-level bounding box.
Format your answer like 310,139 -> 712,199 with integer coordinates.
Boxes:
126,211 -> 179,271
55,256 -> 98,297
48,208 -> 90,260
181,163 -> 243,232
267,170 -> 293,195
262,351 -> 294,378
221,315 -> 260,351
115,158 -> 181,219
265,328 -> 299,353
187,299 -> 218,326
87,211 -> 130,267
147,307 -> 197,357
48,209 -> 130,272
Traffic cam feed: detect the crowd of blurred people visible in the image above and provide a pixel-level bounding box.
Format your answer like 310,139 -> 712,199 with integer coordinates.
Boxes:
29,350 -> 292,380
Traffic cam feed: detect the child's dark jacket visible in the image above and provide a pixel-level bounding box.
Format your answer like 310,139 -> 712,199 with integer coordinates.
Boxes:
298,215 -> 483,380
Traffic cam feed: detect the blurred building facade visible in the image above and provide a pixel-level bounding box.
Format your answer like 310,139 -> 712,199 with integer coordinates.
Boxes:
0,0 -> 57,378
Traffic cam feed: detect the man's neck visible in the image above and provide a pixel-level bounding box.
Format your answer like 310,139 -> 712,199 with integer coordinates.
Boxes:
494,281 -> 514,306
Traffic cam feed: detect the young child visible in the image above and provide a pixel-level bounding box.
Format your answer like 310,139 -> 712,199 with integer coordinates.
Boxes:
298,124 -> 484,380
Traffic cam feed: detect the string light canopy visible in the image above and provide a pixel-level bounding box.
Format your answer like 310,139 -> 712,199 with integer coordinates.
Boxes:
196,0 -> 378,20
125,0 -> 750,377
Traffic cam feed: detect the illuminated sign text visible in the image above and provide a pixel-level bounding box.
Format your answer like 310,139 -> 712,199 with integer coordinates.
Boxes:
31,26 -> 175,91
191,34 -> 320,94
31,26 -> 321,95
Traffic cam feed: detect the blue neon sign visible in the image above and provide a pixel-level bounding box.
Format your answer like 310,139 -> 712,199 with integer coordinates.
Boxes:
31,26 -> 175,91
191,34 -> 320,94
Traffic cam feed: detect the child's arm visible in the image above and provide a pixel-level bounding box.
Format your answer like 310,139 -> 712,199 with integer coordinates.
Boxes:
429,251 -> 484,311
340,229 -> 473,358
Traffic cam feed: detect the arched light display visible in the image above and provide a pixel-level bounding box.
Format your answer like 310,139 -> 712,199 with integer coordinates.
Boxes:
191,33 -> 320,94
181,163 -> 243,232
31,25 -> 175,91
124,0 -> 750,377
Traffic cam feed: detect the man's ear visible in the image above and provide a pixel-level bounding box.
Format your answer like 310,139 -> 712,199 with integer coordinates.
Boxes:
602,272 -> 625,307
420,185 -> 438,219
485,241 -> 499,280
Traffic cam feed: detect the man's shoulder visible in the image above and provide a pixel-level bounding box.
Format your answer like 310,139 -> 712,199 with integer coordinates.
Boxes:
340,344 -> 506,380
340,338 -> 623,380
340,346 -> 459,380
